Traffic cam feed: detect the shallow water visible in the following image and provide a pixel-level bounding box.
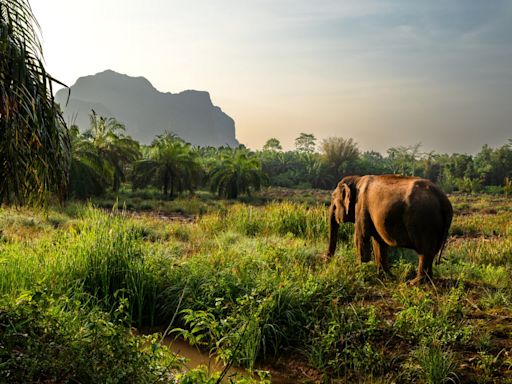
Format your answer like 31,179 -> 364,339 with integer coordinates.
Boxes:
164,336 -> 294,383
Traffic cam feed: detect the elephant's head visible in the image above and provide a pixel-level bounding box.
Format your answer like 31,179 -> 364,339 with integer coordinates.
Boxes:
326,175 -> 360,259
331,176 -> 359,224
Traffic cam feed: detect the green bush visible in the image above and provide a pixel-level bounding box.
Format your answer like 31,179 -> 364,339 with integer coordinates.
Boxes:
0,289 -> 178,384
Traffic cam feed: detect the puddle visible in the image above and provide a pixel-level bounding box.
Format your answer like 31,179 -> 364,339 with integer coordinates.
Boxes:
160,334 -> 296,383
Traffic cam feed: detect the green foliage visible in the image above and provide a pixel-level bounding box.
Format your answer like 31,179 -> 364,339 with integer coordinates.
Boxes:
394,285 -> 472,346
307,305 -> 386,377
1,195 -> 512,381
0,0 -> 70,205
71,208 -> 161,326
0,205 -> 161,326
0,289 -> 178,383
320,137 -> 360,182
209,149 -> 266,199
198,202 -> 351,241
85,110 -> 141,192
132,133 -> 201,197
68,125 -> 111,198
262,137 -> 282,152
176,366 -> 270,384
387,143 -> 422,176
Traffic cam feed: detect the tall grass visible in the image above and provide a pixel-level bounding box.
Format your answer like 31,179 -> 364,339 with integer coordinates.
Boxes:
0,206 -> 161,326
198,202 -> 353,241
1,195 -> 512,382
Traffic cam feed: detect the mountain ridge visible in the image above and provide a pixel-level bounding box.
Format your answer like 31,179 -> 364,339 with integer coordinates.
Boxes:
55,70 -> 239,147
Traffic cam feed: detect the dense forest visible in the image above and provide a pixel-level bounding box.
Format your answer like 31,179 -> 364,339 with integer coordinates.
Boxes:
65,116 -> 512,200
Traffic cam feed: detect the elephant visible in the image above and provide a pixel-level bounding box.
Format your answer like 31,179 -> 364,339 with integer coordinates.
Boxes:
326,175 -> 453,285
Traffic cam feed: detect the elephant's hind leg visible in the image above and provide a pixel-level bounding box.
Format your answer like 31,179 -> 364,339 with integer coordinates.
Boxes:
372,237 -> 390,274
408,253 -> 435,286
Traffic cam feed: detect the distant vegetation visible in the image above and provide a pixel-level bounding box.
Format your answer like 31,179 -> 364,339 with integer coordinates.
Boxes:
67,117 -> 512,200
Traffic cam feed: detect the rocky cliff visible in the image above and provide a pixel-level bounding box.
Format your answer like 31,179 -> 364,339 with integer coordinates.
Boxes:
55,70 -> 239,147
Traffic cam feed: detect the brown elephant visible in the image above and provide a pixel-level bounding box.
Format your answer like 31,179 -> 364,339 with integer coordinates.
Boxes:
326,175 -> 453,285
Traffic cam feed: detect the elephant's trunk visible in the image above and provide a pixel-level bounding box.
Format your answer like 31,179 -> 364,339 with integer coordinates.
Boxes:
326,203 -> 339,258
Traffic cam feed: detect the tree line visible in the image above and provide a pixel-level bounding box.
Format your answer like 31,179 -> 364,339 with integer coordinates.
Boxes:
67,117 -> 512,199
260,134 -> 512,194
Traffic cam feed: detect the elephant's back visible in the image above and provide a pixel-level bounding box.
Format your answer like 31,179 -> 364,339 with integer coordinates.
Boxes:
364,176 -> 450,252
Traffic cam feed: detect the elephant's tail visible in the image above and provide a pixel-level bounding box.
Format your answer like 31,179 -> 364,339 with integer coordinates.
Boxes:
436,236 -> 448,265
435,192 -> 453,265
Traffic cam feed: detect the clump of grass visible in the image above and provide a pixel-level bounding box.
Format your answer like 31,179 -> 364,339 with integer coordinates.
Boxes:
68,208 -> 162,326
450,211 -> 512,238
412,345 -> 459,384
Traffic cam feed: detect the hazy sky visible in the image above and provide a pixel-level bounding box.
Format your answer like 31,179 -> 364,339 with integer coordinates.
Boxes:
31,0 -> 512,153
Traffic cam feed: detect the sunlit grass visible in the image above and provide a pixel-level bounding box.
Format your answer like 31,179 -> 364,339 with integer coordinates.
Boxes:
1,193 -> 511,382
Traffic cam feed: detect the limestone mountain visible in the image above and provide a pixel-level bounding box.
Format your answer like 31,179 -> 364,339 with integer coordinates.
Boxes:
55,70 -> 239,147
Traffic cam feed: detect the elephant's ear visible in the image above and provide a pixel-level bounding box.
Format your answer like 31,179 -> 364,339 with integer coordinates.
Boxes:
341,184 -> 351,216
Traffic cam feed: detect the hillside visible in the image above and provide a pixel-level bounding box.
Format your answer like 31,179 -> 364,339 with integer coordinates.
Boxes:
55,70 -> 239,147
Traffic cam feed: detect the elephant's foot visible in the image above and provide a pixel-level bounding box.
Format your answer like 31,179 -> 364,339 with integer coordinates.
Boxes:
407,274 -> 434,286
407,276 -> 423,286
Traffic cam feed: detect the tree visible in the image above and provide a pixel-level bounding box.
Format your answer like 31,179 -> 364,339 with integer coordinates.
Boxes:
356,151 -> 392,175
320,137 -> 360,183
0,0 -> 70,204
295,133 -> 316,153
68,125 -> 111,198
132,133 -> 201,197
386,144 -> 421,176
209,149 -> 266,199
86,111 -> 140,192
420,151 -> 442,182
262,138 -> 282,152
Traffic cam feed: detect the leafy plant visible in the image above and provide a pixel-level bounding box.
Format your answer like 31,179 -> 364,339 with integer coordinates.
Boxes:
0,0 -> 70,205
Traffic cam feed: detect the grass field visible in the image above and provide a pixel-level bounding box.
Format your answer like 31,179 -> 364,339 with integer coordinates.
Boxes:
0,190 -> 511,383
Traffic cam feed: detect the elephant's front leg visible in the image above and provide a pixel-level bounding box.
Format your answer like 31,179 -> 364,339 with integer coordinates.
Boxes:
372,237 -> 390,274
354,226 -> 372,264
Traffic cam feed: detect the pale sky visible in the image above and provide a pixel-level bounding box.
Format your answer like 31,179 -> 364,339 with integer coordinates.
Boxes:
31,0 -> 512,153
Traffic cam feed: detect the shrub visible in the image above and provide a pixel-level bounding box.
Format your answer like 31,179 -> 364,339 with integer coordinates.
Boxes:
0,289 -> 178,383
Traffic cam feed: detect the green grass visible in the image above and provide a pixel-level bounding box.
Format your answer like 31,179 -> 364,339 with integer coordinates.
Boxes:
1,192 -> 512,382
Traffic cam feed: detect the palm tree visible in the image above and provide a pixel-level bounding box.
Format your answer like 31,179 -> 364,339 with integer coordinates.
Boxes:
68,125 -> 111,198
0,0 -> 70,205
86,111 -> 140,192
209,149 -> 266,199
320,137 -> 360,183
132,133 -> 202,197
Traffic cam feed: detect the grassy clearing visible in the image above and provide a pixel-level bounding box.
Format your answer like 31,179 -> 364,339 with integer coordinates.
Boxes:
1,192 -> 512,382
